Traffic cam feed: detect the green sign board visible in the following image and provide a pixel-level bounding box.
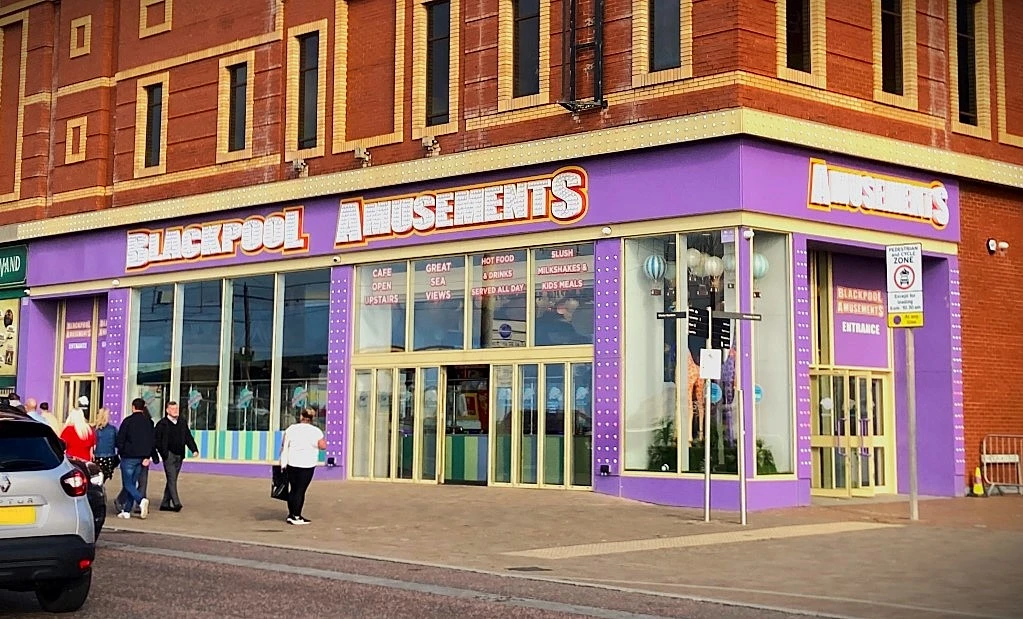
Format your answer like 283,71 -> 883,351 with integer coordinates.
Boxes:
0,245 -> 26,289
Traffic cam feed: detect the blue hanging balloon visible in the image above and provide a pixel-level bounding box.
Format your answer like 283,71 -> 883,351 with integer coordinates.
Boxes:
643,254 -> 666,281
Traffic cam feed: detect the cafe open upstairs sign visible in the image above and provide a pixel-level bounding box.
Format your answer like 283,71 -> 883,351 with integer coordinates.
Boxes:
334,167 -> 589,247
807,158 -> 950,230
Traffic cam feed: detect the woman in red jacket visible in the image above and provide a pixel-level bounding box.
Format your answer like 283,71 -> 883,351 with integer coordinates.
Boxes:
60,407 -> 96,461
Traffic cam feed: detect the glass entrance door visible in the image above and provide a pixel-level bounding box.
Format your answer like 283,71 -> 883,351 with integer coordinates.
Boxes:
442,365 -> 489,485
58,376 -> 103,424
810,370 -> 891,497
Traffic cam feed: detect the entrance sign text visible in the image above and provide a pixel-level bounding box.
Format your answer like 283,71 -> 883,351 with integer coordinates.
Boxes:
808,159 -> 949,230
126,207 -> 310,271
334,168 -> 589,247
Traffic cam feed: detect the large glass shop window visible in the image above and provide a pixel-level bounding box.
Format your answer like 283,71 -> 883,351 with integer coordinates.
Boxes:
130,269 -> 331,453
533,244 -> 594,346
471,250 -> 528,348
280,270 -> 330,430
228,275 -> 275,432
623,231 -> 739,474
751,231 -> 794,474
413,257 -> 467,350
134,285 -> 174,422
357,262 -> 407,353
179,281 -> 222,430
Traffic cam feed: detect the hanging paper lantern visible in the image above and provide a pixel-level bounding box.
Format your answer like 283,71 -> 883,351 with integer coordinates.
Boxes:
752,252 -> 770,280
642,254 -> 666,281
703,255 -> 725,278
722,253 -> 736,273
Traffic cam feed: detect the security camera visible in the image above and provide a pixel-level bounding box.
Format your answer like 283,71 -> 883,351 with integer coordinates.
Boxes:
742,229 -> 755,240
331,256 -> 341,264
291,158 -> 307,173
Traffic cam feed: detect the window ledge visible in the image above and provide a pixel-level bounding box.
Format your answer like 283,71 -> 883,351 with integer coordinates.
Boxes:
952,120 -> 992,141
134,164 -> 166,179
498,92 -> 549,113
285,144 -> 325,163
632,67 -> 692,89
778,67 -> 826,90
413,120 -> 458,141
873,89 -> 918,112
216,148 -> 253,165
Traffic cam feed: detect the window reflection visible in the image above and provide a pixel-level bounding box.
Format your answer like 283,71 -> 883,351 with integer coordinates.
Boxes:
357,262 -> 407,353
227,275 -> 275,432
280,270 -> 329,431
135,285 -> 174,423
180,281 -> 221,430
533,244 -> 594,346
413,257 -> 465,351
471,250 -> 527,348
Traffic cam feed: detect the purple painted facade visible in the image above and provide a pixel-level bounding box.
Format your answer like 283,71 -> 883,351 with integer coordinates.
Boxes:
61,298 -> 94,374
20,137 -> 963,509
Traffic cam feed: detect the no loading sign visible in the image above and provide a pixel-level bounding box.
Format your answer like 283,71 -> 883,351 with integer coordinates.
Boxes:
893,264 -> 915,290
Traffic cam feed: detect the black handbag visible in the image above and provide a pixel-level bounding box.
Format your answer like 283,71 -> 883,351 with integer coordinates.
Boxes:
271,465 -> 289,501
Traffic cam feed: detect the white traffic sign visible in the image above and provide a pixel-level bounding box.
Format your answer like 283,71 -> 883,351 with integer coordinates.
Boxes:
886,243 -> 923,328
699,348 -> 722,380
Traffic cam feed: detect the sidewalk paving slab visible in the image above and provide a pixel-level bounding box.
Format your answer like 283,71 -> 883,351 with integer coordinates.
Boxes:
105,472 -> 1023,619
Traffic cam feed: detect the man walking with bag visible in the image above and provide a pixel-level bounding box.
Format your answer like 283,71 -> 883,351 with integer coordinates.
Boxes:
154,401 -> 198,512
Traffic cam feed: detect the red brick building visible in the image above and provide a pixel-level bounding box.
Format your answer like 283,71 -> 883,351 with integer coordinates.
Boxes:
1,0 -> 1019,499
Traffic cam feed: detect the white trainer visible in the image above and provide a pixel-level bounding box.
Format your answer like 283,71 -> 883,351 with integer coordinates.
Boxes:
139,498 -> 150,519
118,511 -> 131,519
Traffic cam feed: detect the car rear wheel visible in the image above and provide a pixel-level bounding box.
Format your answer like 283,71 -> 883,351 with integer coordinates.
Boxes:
34,572 -> 92,613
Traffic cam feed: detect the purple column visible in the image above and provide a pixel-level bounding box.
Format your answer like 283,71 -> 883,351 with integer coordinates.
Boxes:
327,265 -> 354,479
20,299 -> 58,405
949,257 -> 965,484
104,290 -> 130,425
592,238 -> 622,486
792,235 -> 813,502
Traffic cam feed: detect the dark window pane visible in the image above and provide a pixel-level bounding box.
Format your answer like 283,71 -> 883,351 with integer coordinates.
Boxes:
957,0 -> 978,125
228,275 -> 275,432
180,281 -> 222,430
881,0 -> 904,95
786,0 -> 811,72
513,0 -> 541,96
144,83 -> 163,167
650,0 -> 681,72
426,0 -> 451,126
298,33 -> 319,149
279,269 -> 330,430
228,64 -> 248,152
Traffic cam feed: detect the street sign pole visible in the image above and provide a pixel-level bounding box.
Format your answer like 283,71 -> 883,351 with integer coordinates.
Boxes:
907,327 -> 919,521
704,307 -> 712,523
886,243 -> 923,523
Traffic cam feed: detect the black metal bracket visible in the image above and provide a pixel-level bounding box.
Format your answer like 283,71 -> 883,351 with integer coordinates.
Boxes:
558,0 -> 607,114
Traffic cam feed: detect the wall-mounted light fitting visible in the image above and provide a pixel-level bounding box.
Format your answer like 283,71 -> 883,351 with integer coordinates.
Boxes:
354,146 -> 371,167
987,238 -> 1010,256
422,135 -> 440,158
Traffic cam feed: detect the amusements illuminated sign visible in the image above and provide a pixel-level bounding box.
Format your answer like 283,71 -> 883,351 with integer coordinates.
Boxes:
808,158 -> 949,230
334,167 -> 589,247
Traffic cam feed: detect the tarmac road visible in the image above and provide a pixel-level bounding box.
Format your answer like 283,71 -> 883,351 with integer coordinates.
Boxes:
0,530 -> 813,619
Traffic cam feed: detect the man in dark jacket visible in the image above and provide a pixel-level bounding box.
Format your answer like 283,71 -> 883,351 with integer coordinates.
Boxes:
154,401 -> 198,512
115,397 -> 159,519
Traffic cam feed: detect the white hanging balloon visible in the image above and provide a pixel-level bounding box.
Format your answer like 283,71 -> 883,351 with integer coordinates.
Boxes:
722,253 -> 736,273
686,248 -> 703,270
703,256 -> 725,278
752,253 -> 770,280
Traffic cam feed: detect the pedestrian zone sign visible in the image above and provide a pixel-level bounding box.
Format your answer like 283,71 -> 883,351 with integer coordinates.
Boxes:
886,243 -> 923,328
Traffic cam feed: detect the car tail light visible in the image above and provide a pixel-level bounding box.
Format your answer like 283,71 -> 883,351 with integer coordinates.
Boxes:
60,469 -> 89,497
78,559 -> 92,571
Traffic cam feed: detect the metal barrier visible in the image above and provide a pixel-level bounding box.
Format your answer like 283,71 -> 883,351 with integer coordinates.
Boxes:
980,434 -> 1023,495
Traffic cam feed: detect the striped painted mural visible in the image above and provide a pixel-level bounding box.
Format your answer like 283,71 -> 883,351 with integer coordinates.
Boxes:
190,430 -> 326,463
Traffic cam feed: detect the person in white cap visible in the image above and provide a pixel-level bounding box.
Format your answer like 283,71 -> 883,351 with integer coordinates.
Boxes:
77,395 -> 91,422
